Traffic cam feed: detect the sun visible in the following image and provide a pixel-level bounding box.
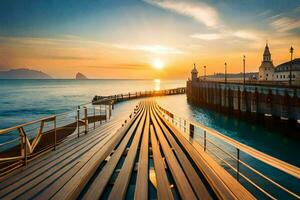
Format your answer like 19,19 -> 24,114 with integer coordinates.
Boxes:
152,59 -> 165,70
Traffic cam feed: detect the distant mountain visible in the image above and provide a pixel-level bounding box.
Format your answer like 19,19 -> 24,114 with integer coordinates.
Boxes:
75,72 -> 88,80
0,68 -> 52,79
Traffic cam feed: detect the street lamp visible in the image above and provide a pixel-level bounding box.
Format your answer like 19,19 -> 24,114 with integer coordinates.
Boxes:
204,65 -> 206,80
289,46 -> 294,85
225,62 -> 227,83
243,55 -> 246,85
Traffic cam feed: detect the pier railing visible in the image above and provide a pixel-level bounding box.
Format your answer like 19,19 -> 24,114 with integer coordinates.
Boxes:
156,104 -> 300,199
92,87 -> 186,103
0,100 -> 112,177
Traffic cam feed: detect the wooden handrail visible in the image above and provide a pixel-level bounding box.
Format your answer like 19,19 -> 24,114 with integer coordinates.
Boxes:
0,115 -> 56,135
157,104 -> 300,179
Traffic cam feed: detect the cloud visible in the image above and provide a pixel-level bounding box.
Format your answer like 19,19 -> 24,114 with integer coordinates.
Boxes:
144,0 -> 219,27
113,44 -> 186,54
191,30 -> 262,42
233,30 -> 260,41
190,33 -> 223,40
271,17 -> 300,32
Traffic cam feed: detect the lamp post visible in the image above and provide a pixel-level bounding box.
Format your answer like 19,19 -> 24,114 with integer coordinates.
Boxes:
204,65 -> 206,80
243,55 -> 246,85
289,46 -> 294,85
225,62 -> 227,84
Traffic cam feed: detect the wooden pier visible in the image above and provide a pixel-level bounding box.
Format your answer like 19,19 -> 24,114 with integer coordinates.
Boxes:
92,87 -> 186,105
0,101 -> 255,200
0,96 -> 299,199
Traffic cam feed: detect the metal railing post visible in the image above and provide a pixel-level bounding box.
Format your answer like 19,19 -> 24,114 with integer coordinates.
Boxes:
93,106 -> 96,129
54,116 -> 57,150
77,106 -> 80,138
204,130 -> 207,151
100,104 -> 102,125
105,105 -> 108,122
237,148 -> 240,181
84,107 -> 88,134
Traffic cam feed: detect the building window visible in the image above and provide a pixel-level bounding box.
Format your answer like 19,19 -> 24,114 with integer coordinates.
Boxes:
283,75 -> 285,78
266,74 -> 268,77
293,74 -> 296,78
280,75 -> 282,78
276,75 -> 278,78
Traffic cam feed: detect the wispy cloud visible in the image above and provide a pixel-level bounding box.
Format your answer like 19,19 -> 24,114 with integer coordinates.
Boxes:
113,44 -> 186,54
233,30 -> 260,41
144,0 -> 219,27
190,33 -> 223,40
271,17 -> 300,32
191,30 -> 262,42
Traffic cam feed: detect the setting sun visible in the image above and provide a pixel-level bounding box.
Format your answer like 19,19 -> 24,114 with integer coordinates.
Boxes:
152,59 -> 165,70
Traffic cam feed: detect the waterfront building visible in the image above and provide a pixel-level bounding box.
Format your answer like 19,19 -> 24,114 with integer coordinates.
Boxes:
258,42 -> 300,84
259,42 -> 275,81
274,58 -> 300,84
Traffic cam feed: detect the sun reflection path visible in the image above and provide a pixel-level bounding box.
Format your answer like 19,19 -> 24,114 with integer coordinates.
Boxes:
154,79 -> 160,91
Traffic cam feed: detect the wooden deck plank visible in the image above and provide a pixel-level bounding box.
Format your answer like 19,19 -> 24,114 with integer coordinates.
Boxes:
0,125 -> 117,198
0,122 -> 120,197
108,105 -> 148,200
154,105 -> 255,200
49,104 -> 145,200
0,118 -> 122,187
150,125 -> 174,200
134,107 -> 150,200
152,108 -> 212,200
82,104 -> 146,200
150,106 -> 197,200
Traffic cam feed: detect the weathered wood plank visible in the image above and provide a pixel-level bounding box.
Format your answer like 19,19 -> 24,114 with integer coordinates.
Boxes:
108,105 -> 147,200
150,107 -> 197,200
152,108 -> 212,200
134,107 -> 150,200
150,125 -> 174,200
82,104 -> 146,200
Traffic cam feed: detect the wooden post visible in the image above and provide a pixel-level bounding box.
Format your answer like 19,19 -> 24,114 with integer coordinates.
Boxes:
77,106 -> 80,138
24,134 -> 27,166
84,107 -> 88,134
93,106 -> 96,129
54,116 -> 57,150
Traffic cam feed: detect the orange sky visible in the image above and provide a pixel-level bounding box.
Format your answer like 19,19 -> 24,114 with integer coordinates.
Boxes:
0,1 -> 299,79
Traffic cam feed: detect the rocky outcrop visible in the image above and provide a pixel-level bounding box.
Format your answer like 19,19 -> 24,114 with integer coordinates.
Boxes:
75,72 -> 88,80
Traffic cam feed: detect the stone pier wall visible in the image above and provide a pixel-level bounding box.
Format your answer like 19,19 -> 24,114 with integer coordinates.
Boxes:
186,80 -> 300,121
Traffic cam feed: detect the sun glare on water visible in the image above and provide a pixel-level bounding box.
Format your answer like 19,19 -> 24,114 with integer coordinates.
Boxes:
152,59 -> 165,70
